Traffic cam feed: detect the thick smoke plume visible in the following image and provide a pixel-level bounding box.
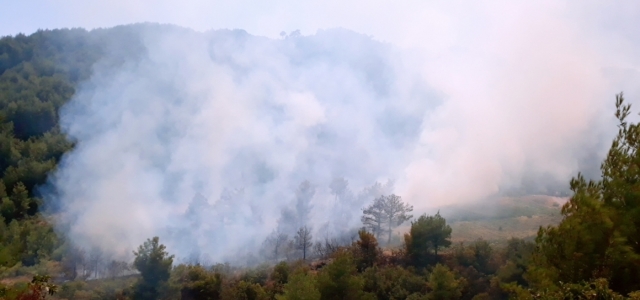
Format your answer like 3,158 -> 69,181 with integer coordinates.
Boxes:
49,26 -> 433,261
44,2 -> 640,262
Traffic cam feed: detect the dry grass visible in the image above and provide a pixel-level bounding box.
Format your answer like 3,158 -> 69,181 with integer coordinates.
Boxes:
391,195 -> 566,246
450,214 -> 562,243
0,275 -> 31,286
449,195 -> 564,242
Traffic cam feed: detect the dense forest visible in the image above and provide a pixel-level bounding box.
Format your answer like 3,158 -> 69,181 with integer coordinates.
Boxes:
1,26 -> 640,299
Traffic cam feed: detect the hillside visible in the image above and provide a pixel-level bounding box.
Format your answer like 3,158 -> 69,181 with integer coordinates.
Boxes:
446,195 -> 565,243
1,24 -> 640,299
388,195 -> 565,246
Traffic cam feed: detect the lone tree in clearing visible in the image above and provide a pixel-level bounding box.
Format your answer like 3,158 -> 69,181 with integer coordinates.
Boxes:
362,194 -> 413,244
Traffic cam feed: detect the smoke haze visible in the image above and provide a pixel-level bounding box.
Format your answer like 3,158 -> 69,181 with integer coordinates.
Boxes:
49,26 -> 435,261
20,1 -> 640,261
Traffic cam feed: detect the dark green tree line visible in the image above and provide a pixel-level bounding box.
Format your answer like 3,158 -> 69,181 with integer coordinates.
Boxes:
530,94 -> 640,295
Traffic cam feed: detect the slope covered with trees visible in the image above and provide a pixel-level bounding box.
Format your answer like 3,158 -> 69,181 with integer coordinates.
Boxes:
0,24 -> 159,273
0,28 -> 94,270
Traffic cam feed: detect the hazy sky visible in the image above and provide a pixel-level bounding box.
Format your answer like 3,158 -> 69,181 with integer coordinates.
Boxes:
2,1 -> 638,49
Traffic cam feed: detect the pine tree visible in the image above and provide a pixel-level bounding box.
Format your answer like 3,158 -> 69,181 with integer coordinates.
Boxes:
362,194 -> 413,244
532,94 -> 640,293
404,212 -> 451,267
133,236 -> 174,300
295,226 -> 313,261
427,264 -> 463,300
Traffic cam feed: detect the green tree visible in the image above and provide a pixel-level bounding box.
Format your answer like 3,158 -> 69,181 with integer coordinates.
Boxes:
495,238 -> 534,286
503,278 -> 630,300
272,261 -> 290,286
221,280 -> 268,300
361,198 -> 385,241
316,251 -> 372,300
4,182 -> 32,222
452,239 -> 494,275
427,264 -> 463,300
268,261 -> 291,297
132,236 -> 174,300
277,269 -> 320,300
173,264 -> 222,300
362,265 -> 427,300
353,230 -> 379,272
531,94 -> 640,293
404,212 -> 452,268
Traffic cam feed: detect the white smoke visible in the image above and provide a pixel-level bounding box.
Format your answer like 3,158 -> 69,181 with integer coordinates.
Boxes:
36,1 -> 640,261
48,26 -> 434,260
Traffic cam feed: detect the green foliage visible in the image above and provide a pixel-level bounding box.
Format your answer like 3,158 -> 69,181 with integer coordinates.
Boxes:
532,94 -> 640,294
353,230 -> 379,272
316,251 -> 372,300
0,218 -> 61,268
504,278 -> 636,299
404,212 -> 452,268
495,238 -> 534,287
221,280 -> 268,300
277,269 -> 320,300
0,29 -> 89,274
172,264 -> 223,300
268,261 -> 291,297
1,182 -> 43,224
272,261 -> 290,286
451,239 -> 495,275
362,265 -> 427,300
448,239 -> 505,298
427,264 -> 463,300
0,30 -> 86,207
241,263 -> 270,286
132,236 -> 174,300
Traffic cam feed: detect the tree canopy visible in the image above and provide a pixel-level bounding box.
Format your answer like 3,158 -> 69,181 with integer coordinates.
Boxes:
404,212 -> 452,268
532,93 -> 640,294
133,236 -> 174,300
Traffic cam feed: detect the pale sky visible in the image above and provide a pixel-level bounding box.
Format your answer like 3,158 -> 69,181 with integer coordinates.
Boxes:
2,1 -> 637,51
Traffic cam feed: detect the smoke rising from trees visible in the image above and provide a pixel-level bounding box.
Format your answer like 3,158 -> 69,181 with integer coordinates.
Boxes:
41,11 -> 640,262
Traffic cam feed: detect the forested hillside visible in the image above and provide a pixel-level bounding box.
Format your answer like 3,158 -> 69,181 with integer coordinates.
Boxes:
1,26 -> 640,299
0,24 -> 165,272
0,29 -> 92,269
